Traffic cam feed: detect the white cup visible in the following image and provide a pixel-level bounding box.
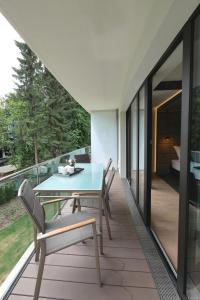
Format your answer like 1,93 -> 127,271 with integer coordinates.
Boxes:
67,166 -> 75,174
61,166 -> 68,175
58,166 -> 64,174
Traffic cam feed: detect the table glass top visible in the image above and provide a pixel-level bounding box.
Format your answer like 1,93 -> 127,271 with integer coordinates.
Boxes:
33,163 -> 104,192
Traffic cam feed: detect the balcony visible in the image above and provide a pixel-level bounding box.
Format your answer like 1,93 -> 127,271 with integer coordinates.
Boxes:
0,148 -> 179,300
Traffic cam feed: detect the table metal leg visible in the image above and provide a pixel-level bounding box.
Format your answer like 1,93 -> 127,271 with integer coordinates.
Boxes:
58,201 -> 61,215
102,197 -> 112,240
99,195 -> 103,255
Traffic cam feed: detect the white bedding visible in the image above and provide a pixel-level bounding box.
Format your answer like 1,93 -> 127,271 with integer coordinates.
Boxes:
171,159 -> 200,180
171,159 -> 180,171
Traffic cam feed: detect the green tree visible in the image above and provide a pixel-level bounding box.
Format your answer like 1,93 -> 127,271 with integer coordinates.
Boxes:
0,41 -> 90,169
0,98 -> 9,154
41,68 -> 90,156
68,105 -> 90,150
13,41 -> 46,164
2,94 -> 35,168
41,68 -> 74,158
191,86 -> 200,151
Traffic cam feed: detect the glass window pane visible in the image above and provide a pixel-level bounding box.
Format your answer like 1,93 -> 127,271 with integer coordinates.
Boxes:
131,97 -> 138,197
139,87 -> 145,212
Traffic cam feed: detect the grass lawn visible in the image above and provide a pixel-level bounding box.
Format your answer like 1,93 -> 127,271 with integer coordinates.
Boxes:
0,204 -> 57,284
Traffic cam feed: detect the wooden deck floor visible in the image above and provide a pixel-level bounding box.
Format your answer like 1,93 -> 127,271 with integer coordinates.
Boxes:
8,174 -> 160,300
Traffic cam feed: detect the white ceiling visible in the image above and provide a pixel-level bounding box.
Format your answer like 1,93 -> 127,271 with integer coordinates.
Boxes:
0,0 -> 199,112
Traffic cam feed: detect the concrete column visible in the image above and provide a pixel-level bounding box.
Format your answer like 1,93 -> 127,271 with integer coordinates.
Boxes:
91,110 -> 118,168
118,111 -> 126,178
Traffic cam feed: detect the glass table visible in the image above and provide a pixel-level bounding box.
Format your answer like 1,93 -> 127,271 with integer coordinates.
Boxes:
34,163 -> 104,246
33,163 -> 104,193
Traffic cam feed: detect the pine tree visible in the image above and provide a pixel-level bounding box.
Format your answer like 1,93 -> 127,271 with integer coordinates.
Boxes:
68,104 -> 90,150
5,41 -> 90,169
41,68 -> 90,156
4,93 -> 36,168
41,68 -> 73,157
0,98 -> 10,156
13,41 -> 46,164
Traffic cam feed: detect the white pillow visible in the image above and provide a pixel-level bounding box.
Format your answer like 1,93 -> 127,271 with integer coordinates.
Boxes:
173,146 -> 180,160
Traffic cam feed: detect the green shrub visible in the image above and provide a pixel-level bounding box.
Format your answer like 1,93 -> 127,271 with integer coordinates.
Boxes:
0,187 -> 6,204
0,182 -> 17,205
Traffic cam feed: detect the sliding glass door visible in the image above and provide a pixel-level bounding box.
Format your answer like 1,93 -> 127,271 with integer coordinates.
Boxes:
139,87 -> 145,212
150,42 -> 183,271
128,87 -> 146,216
186,14 -> 200,300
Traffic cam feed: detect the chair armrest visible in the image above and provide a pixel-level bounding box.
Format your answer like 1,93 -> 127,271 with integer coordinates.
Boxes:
72,192 -> 98,196
38,196 -> 73,206
37,218 -> 96,240
72,192 -> 100,199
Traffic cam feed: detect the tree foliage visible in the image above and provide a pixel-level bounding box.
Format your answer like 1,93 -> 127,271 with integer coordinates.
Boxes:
1,41 -> 90,169
191,86 -> 200,151
41,68 -> 90,157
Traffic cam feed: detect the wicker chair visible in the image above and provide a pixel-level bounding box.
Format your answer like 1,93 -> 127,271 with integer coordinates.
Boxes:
18,180 -> 101,300
72,167 -> 116,240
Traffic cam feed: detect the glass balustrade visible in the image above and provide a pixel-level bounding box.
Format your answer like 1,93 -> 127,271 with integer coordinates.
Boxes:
0,146 -> 90,285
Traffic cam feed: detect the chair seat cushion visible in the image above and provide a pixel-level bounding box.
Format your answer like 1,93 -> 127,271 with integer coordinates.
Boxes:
45,212 -> 99,255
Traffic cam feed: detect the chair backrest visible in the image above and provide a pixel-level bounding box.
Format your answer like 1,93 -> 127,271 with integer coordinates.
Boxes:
104,158 -> 112,179
18,179 -> 45,233
104,167 -> 115,199
74,154 -> 90,163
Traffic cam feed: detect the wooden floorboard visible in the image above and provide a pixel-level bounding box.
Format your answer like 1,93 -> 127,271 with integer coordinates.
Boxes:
30,253 -> 150,272
9,174 -> 160,300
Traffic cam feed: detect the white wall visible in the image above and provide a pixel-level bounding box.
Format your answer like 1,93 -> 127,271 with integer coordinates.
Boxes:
91,110 -> 118,168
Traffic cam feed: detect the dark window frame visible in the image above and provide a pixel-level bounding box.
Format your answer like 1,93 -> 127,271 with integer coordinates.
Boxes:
126,4 -> 200,300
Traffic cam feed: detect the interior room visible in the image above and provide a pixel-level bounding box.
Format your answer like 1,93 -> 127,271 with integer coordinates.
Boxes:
151,42 -> 183,271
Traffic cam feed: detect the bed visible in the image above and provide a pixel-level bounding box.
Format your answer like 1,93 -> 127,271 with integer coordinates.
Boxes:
171,159 -> 180,172
171,146 -> 181,172
171,147 -> 200,180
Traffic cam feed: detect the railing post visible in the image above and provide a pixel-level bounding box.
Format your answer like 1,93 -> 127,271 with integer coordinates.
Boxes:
36,166 -> 39,185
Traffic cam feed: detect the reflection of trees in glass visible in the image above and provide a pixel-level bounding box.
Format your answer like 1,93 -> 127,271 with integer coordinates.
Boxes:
191,86 -> 200,151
